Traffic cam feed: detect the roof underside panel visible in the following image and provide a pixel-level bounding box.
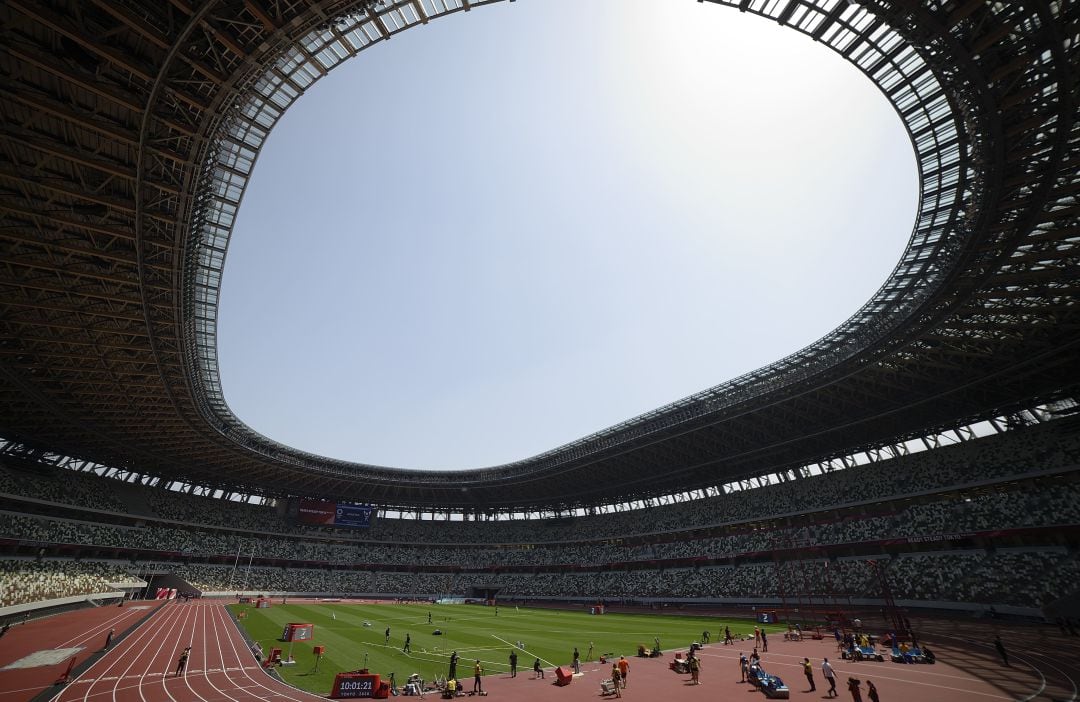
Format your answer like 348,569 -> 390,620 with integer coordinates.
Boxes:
0,0 -> 1078,510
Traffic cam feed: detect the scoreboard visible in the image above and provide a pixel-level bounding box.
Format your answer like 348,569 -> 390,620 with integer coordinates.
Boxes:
331,671 -> 385,698
335,503 -> 373,528
297,499 -> 373,528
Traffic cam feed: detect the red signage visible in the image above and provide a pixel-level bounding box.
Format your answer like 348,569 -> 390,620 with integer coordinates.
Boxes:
298,499 -> 336,525
332,671 -> 382,698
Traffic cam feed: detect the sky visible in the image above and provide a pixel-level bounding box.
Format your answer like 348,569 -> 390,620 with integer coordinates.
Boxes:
218,0 -> 918,471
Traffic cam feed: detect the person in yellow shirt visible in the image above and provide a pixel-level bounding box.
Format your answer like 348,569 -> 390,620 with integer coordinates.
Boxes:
473,660 -> 483,693
803,657 -> 816,692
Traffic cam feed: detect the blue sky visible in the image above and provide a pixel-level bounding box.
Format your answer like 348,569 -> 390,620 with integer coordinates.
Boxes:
218,0 -> 917,471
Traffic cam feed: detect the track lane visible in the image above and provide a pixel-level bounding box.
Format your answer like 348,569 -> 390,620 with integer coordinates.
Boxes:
209,599 -> 317,701
0,603 -> 164,702
52,601 -> 325,702
57,606 -> 150,655
51,598 -> 184,702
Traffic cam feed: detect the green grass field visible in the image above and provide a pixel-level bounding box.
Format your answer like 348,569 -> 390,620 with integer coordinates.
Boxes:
229,602 -> 780,695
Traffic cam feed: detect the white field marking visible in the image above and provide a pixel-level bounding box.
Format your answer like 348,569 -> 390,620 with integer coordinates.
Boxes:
7,685 -> 60,696
206,606 -> 280,701
427,645 -> 506,654
73,673 -> 167,684
142,594 -> 195,702
75,601 -> 181,702
141,594 -> 198,702
176,602 -> 213,702
47,605 -> 173,700
207,602 -> 291,701
1015,658 -> 1048,702
47,592 -> 184,702
198,601 -> 242,702
391,646 -> 512,673
491,635 -> 554,668
207,602 -> 289,702
58,607 -> 145,650
382,649 -> 460,668
66,598 -> 182,702
990,650 -> 1045,702
364,640 -> 499,657
920,631 -> 1049,702
1024,652 -> 1077,702
147,592 -> 194,702
209,600 -> 317,701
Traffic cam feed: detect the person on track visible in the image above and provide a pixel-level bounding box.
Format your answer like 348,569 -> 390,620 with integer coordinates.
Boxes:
994,635 -> 1010,666
803,657 -> 816,692
104,628 -> 114,650
175,647 -> 191,677
822,658 -> 837,697
509,649 -> 518,677
847,677 -> 863,702
617,655 -> 629,687
533,657 -> 544,679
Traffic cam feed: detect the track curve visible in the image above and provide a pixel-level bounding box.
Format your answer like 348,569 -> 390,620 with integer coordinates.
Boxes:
51,601 -> 324,702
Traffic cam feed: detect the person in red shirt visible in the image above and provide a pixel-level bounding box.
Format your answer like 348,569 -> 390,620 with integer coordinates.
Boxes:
618,656 -> 630,687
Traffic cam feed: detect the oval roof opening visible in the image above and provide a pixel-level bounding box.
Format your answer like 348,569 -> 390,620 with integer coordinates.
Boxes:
219,0 -> 918,471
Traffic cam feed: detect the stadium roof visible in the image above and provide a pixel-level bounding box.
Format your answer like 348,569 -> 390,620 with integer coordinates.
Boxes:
1,0 -> 1078,512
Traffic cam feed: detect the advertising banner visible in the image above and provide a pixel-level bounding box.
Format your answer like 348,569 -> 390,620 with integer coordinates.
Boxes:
334,503 -> 373,528
297,499 -> 336,525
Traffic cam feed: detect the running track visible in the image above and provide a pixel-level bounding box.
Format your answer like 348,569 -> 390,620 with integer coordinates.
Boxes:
0,601 -> 165,702
52,601 -> 324,702
41,602 -> 1076,702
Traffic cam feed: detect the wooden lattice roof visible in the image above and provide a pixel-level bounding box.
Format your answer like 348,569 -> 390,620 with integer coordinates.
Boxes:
1,0 -> 1078,510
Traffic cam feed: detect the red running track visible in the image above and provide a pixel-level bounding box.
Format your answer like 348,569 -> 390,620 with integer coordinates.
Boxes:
0,601 -> 166,702
51,601 -> 325,702
34,602 -> 1073,702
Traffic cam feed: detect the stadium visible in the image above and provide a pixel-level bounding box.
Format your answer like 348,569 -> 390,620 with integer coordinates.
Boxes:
0,0 -> 1078,701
